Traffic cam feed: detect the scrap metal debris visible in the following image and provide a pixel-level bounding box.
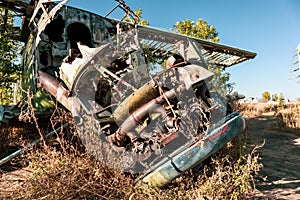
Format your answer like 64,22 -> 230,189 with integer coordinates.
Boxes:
0,0 -> 256,187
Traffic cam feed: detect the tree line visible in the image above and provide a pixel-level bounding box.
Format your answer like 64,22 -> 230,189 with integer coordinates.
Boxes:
262,91 -> 290,105
0,8 -> 21,104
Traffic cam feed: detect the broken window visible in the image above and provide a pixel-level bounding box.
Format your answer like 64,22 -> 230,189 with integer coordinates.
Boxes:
44,14 -> 65,42
67,22 -> 92,50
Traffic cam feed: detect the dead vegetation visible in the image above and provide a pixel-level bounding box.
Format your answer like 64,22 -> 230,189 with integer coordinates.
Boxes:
0,105 -> 265,199
239,103 -> 300,132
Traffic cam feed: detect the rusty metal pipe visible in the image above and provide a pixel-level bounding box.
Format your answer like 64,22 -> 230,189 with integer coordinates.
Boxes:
38,70 -> 73,111
112,80 -> 160,124
114,85 -> 186,143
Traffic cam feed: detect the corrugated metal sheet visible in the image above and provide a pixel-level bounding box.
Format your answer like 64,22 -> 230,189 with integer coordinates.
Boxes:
138,26 -> 256,68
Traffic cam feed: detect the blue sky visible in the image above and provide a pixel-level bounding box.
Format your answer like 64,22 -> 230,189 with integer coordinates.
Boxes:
66,0 -> 300,99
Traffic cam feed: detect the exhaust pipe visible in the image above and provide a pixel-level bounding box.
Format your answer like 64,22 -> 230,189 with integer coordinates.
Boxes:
38,70 -> 73,112
109,84 -> 186,145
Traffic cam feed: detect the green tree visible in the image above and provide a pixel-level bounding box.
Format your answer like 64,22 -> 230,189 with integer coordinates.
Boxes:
210,65 -> 233,95
173,19 -> 219,42
272,93 -> 278,101
0,8 -> 21,104
135,8 -> 149,26
262,91 -> 271,102
173,19 -> 233,95
124,8 -> 149,26
278,93 -> 285,106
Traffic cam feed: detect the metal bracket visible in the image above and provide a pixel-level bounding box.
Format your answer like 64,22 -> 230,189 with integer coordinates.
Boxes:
29,0 -> 68,41
105,0 -> 139,25
0,105 -> 14,124
0,106 -> 5,123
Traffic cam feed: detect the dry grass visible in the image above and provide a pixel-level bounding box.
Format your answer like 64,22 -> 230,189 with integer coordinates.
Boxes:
0,106 -> 264,199
238,103 -> 300,132
238,103 -> 277,117
278,105 -> 300,130
0,129 -> 262,199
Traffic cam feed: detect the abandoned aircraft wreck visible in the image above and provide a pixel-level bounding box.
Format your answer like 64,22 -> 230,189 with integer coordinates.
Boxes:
0,0 -> 256,187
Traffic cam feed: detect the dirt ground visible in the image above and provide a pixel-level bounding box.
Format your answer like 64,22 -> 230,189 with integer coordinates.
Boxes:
1,112 -> 300,199
0,166 -> 32,197
246,112 -> 300,199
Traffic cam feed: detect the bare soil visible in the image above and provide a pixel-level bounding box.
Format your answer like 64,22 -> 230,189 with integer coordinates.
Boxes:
0,166 -> 32,198
246,112 -> 300,199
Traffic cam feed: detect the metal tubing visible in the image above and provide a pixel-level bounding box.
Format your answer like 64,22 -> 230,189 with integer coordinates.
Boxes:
112,80 -> 160,124
114,85 -> 186,143
0,123 -> 69,166
38,70 -> 73,111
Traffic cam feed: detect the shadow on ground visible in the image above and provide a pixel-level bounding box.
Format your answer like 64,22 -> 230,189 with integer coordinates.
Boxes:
246,113 -> 300,199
